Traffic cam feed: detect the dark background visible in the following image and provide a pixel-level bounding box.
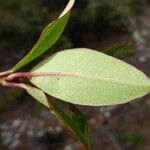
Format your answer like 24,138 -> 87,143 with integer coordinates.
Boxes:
0,0 -> 150,150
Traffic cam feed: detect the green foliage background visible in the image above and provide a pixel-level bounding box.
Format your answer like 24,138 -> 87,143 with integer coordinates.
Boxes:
0,0 -> 138,52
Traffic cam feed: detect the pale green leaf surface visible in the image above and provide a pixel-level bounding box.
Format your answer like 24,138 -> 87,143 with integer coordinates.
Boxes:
30,48 -> 150,106
26,85 -> 89,150
12,0 -> 75,71
26,85 -> 49,107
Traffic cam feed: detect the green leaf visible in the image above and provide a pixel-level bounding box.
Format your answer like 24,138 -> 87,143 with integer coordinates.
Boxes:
30,48 -> 150,106
105,44 -> 136,58
0,79 -> 3,86
26,85 -> 89,150
12,0 -> 75,72
26,85 -> 50,107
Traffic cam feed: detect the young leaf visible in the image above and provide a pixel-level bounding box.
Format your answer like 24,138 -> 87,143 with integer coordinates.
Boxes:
26,85 -> 50,108
0,79 -> 3,86
12,0 -> 75,72
30,48 -> 150,106
26,85 -> 89,150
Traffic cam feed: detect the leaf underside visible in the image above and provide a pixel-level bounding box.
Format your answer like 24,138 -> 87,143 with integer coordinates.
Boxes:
30,48 -> 150,106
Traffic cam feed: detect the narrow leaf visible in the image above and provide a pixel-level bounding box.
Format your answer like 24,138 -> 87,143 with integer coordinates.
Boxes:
26,85 -> 89,149
26,86 -> 50,107
105,44 -> 136,58
30,48 -> 150,106
12,0 -> 75,71
0,79 -> 3,86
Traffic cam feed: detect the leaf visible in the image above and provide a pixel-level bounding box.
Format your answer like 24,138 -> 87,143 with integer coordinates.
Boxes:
26,85 -> 89,150
26,85 -> 50,108
0,79 -> 3,86
105,44 -> 136,58
30,48 -> 150,106
12,0 -> 75,72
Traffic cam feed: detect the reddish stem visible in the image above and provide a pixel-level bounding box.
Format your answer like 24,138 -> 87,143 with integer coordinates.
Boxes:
2,81 -> 27,89
4,71 -> 80,82
0,70 -> 13,78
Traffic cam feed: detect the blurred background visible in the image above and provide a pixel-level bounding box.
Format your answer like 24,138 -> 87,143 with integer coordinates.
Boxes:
0,0 -> 150,149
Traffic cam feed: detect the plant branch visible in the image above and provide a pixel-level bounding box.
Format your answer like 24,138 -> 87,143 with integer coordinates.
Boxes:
3,71 -> 80,82
0,70 -> 13,78
2,81 -> 27,89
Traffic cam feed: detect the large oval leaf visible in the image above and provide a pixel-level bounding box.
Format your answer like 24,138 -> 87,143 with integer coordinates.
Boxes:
30,48 -> 150,106
12,0 -> 75,71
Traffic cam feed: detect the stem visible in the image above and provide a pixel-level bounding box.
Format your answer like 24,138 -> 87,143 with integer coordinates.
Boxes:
4,71 -> 80,82
2,81 -> 27,89
0,70 -> 13,78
